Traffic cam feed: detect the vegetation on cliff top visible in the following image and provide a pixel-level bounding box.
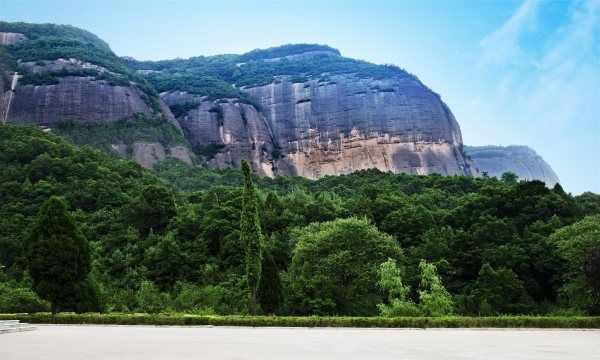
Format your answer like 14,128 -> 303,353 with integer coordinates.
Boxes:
123,43 -> 420,106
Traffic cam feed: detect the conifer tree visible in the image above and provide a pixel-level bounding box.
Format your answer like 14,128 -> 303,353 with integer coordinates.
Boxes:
23,196 -> 94,313
257,247 -> 283,314
240,160 -> 262,314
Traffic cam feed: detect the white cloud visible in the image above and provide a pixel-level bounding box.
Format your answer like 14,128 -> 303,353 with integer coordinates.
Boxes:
477,0 -> 600,193
479,0 -> 540,66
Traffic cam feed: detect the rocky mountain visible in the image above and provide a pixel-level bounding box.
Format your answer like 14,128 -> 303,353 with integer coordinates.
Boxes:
0,22 -> 192,167
0,22 -> 561,183
128,44 -> 476,178
465,145 -> 560,186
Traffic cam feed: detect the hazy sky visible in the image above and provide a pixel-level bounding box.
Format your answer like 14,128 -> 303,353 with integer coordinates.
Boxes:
1,0 -> 599,194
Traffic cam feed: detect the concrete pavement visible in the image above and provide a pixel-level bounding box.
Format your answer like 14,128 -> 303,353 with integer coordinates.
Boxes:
1,325 -> 598,359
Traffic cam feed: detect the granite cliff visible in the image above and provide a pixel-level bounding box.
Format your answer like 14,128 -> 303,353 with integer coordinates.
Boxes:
135,44 -> 476,178
465,145 -> 560,186
0,22 -> 192,166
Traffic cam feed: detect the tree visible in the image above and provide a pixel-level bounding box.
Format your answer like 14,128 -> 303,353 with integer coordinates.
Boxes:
257,247 -> 283,314
23,196 -> 97,313
501,172 -> 518,184
128,185 -> 176,236
418,260 -> 453,316
469,263 -> 529,314
240,160 -> 262,314
288,217 -> 403,316
377,258 -> 420,317
549,215 -> 600,314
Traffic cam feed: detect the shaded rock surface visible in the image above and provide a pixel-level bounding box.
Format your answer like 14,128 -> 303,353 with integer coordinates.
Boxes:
465,145 -> 560,186
116,141 -> 193,168
6,76 -> 154,125
165,72 -> 476,178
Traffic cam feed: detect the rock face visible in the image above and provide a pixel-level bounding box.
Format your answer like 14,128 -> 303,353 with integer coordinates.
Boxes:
164,73 -> 476,178
0,32 -> 27,45
112,141 -> 193,168
6,76 -> 156,125
465,145 -> 560,186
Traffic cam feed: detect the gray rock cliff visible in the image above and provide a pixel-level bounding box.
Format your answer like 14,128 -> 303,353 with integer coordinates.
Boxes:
465,145 -> 560,186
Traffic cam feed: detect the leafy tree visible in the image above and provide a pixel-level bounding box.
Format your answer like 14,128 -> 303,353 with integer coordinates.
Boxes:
257,248 -> 284,314
418,260 -> 453,316
240,160 -> 262,314
582,248 -> 600,290
136,280 -> 170,313
549,215 -> 600,314
469,263 -> 530,315
23,196 -> 97,312
0,283 -> 51,313
377,258 -> 420,316
128,184 -> 176,235
145,234 -> 186,290
288,217 -> 403,315
501,172 -> 518,184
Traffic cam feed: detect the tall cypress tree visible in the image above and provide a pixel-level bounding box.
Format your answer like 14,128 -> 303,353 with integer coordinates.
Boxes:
257,247 -> 283,314
24,196 -> 93,313
240,160 -> 262,314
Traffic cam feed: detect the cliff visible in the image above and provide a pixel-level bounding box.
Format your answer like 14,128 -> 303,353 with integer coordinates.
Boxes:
0,23 -> 192,166
146,44 -> 477,178
465,145 -> 560,186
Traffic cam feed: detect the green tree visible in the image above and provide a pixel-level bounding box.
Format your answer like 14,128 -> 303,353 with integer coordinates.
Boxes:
288,217 -> 403,315
240,160 -> 262,314
469,263 -> 530,315
418,260 -> 453,316
128,185 -> 176,236
377,258 -> 421,317
257,247 -> 284,314
23,196 -> 96,313
501,172 -> 518,184
548,215 -> 600,314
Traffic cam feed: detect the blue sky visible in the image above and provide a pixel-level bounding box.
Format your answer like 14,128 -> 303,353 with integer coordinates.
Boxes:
1,0 -> 599,194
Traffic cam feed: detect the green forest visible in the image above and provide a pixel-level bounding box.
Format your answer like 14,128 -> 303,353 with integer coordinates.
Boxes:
1,124 -> 598,316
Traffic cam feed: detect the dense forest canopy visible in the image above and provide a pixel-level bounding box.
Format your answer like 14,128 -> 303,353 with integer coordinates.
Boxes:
1,124 -> 598,316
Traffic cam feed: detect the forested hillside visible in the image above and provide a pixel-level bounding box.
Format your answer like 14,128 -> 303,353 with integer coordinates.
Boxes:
1,124 -> 598,316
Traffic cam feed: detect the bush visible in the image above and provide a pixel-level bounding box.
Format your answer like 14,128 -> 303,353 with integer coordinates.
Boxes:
0,283 -> 51,313
0,313 -> 598,329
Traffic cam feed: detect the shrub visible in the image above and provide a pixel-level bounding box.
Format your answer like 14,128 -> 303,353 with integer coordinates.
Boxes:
0,283 -> 51,313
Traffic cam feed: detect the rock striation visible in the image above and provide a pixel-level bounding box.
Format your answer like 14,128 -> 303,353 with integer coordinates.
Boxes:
163,72 -> 476,179
465,145 -> 560,186
6,76 -> 156,125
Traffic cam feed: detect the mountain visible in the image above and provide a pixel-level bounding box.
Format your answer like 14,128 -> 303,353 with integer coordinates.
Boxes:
465,145 -> 560,187
0,22 -> 192,167
123,44 -> 477,178
0,22 -> 560,183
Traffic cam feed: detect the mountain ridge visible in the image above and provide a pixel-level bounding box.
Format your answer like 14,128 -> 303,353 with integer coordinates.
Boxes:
0,22 -> 559,183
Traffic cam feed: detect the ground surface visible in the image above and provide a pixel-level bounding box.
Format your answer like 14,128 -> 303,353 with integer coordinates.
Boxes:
1,325 -> 599,359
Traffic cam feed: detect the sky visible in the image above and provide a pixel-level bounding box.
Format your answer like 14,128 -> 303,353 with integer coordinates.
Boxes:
1,0 -> 599,194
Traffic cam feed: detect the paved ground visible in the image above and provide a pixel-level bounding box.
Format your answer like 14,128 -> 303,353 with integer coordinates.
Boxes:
1,325 -> 599,359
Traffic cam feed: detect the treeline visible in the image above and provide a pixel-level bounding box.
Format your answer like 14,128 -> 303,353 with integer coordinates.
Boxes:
0,125 -> 598,316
